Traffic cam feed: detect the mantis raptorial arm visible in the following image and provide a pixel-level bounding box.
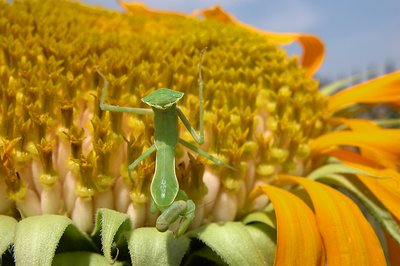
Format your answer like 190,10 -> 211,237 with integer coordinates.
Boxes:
153,189 -> 195,236
176,47 -> 207,144
156,199 -> 195,236
96,69 -> 153,115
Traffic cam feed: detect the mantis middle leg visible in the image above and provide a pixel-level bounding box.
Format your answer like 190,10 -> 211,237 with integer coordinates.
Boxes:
127,144 -> 156,180
179,138 -> 235,170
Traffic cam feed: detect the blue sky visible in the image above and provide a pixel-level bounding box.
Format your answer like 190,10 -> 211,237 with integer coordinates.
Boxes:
82,0 -> 400,79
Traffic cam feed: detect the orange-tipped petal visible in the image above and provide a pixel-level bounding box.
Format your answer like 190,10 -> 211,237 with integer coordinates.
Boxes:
258,185 -> 324,265
328,70 -> 400,112
193,5 -> 324,77
279,176 -> 386,265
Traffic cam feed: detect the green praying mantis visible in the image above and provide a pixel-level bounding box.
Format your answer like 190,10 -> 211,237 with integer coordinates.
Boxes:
97,48 -> 233,236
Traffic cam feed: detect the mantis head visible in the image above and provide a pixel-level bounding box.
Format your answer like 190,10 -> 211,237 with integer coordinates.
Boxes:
142,88 -> 184,110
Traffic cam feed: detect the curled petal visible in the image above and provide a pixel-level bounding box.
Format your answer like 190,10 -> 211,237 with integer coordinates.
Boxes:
328,70 -> 400,112
192,5 -> 324,76
326,148 -> 399,177
357,174 -> 400,222
310,129 -> 400,168
256,185 -> 324,265
278,176 -> 386,265
119,2 -> 324,76
324,148 -> 400,222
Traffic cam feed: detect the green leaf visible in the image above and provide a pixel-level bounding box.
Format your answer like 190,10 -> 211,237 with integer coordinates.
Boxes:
191,222 -> 266,266
316,174 -> 400,243
308,164 -> 384,180
0,215 -> 17,255
14,215 -> 96,266
91,208 -> 131,264
245,223 -> 276,266
127,227 -> 190,266
53,252 -> 124,266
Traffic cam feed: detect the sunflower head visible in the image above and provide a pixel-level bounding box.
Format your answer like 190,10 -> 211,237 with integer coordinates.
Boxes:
0,0 -> 399,265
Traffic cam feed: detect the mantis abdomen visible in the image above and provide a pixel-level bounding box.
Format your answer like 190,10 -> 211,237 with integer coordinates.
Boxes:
151,144 -> 179,208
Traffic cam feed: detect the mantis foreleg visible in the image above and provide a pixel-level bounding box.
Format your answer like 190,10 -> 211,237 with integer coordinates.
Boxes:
96,69 -> 153,115
155,191 -> 195,237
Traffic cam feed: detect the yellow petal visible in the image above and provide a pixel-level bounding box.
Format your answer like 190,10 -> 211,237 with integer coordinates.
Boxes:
326,148 -> 397,176
326,118 -> 399,168
279,176 -> 386,265
357,174 -> 400,222
328,70 -> 400,112
329,118 -> 379,130
324,148 -> 400,222
119,3 -> 324,76
310,129 -> 400,168
192,5 -> 325,77
257,185 -> 324,265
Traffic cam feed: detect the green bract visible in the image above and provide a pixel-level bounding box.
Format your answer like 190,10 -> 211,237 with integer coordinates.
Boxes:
0,209 -> 276,265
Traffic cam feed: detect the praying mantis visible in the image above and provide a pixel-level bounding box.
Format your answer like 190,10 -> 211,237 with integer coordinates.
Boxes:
97,48 -> 233,236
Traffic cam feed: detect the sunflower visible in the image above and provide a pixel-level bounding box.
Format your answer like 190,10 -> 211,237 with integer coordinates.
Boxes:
0,1 -> 399,265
